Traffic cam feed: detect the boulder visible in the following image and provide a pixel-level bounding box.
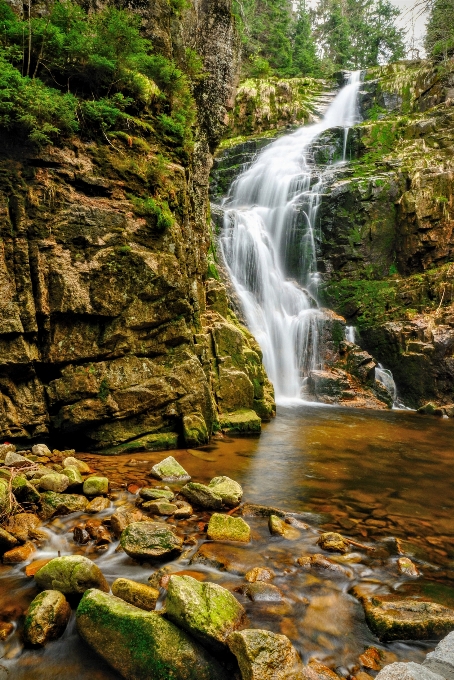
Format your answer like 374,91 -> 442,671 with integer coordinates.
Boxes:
4,451 -> 29,467
166,575 -> 246,652
111,577 -> 159,611
3,541 -> 36,563
375,663 -> 444,680
150,456 -> 190,482
237,582 -> 284,602
39,491 -> 88,519
4,512 -> 41,541
139,488 -> 174,501
62,456 -> 90,473
353,588 -> 454,641
62,466 -> 83,487
207,513 -> 251,542
397,557 -> 419,577
0,527 -> 19,553
38,473 -> 70,493
76,589 -> 229,680
174,501 -> 193,519
142,500 -> 178,516
227,629 -> 304,680
180,482 -> 223,510
83,476 -> 109,496
110,505 -> 144,537
11,476 -> 41,503
23,590 -> 71,647
34,555 -> 109,595
269,515 -> 300,540
32,444 -> 51,456
120,521 -> 183,560
0,443 -> 16,456
86,496 -> 110,513
317,532 -> 350,553
207,476 -> 243,507
424,630 -> 454,677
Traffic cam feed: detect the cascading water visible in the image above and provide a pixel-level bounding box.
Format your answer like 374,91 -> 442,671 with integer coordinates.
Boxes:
220,72 -> 362,402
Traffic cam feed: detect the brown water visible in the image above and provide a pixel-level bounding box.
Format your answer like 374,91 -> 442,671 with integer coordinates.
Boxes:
2,404 -> 454,680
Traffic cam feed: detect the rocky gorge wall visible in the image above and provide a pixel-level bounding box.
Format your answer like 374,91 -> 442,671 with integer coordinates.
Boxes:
0,0 -> 276,452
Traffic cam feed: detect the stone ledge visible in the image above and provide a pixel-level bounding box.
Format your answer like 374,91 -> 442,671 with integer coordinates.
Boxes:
376,633 -> 454,680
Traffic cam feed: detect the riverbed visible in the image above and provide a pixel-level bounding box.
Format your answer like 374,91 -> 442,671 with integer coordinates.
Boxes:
2,405 -> 454,679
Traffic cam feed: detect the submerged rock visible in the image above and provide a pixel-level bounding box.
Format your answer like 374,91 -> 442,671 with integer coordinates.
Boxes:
76,589 -> 229,680
317,532 -> 350,553
166,575 -> 246,652
297,554 -> 351,576
269,515 -> 300,540
207,513 -> 251,542
34,555 -> 109,595
120,521 -> 183,560
237,582 -> 284,602
24,590 -> 71,647
86,496 -> 110,513
191,542 -> 263,575
227,629 -> 304,680
245,567 -> 275,583
150,456 -> 190,482
111,577 -> 159,611
353,588 -> 454,641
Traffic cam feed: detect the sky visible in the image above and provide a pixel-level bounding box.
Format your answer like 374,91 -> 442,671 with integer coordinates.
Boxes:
392,0 -> 429,56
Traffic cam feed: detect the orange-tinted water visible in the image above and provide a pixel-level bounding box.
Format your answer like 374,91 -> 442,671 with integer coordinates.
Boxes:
1,404 -> 454,679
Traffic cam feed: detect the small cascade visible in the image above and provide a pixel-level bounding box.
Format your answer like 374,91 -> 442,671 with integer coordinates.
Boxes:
220,72 -> 362,403
375,363 -> 407,409
345,326 -> 356,344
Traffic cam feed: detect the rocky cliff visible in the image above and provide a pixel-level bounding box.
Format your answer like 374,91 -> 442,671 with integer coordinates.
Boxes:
0,0 -> 275,451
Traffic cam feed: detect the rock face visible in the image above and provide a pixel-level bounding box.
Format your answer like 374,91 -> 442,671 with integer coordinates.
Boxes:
0,0 -> 274,452
165,575 -> 246,652
76,589 -> 229,680
34,555 -> 109,595
23,590 -> 71,647
227,629 -> 304,680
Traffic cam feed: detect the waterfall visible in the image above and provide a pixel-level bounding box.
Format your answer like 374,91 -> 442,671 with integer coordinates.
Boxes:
220,72 -> 362,403
345,326 -> 356,343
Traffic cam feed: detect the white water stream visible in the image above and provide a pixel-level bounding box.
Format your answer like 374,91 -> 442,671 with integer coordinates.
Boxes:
220,72 -> 362,402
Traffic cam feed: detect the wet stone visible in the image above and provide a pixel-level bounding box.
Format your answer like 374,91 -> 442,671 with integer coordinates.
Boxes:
269,515 -> 300,540
227,629 -> 304,680
174,501 -> 193,519
11,476 -> 41,503
142,500 -> 178,516
242,503 -> 287,518
207,513 -> 251,542
83,476 -> 109,496
359,647 -> 384,671
111,577 -> 159,611
62,466 -> 83,487
303,660 -> 342,680
190,542 -> 264,575
0,527 -> 19,553
139,488 -> 175,501
3,541 -> 35,564
39,491 -> 88,519
0,621 -> 13,640
4,512 -> 41,541
353,587 -> 454,641
317,532 -> 350,553
73,527 -> 90,545
150,456 -> 190,483
62,456 -> 90,473
398,557 -> 420,577
34,555 -> 109,595
85,496 -> 110,513
296,553 -> 351,576
110,505 -> 144,538
166,574 -> 246,653
120,521 -> 183,560
24,590 -> 71,647
237,582 -> 284,602
38,473 -> 70,493
180,482 -> 223,510
245,567 -> 275,583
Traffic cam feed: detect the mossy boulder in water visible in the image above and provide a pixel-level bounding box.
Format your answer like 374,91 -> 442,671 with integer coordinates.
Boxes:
24,590 -> 71,647
207,513 -> 251,542
183,412 -> 209,447
62,466 -> 83,487
166,575 -> 246,653
269,515 -> 301,540
150,456 -> 190,482
63,456 -> 90,473
317,532 -> 350,553
76,589 -> 229,680
208,476 -> 243,507
39,491 -> 88,519
35,555 -> 109,595
11,475 -> 40,503
120,521 -> 183,560
181,476 -> 243,510
139,488 -> 174,501
227,629 -> 304,680
353,587 -> 454,641
220,409 -> 262,434
38,473 -> 70,493
83,476 -> 109,496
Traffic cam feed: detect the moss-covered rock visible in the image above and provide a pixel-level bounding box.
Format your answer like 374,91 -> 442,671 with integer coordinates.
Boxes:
227,629 -> 304,680
166,575 -> 246,652
207,513 -> 251,543
35,555 -> 109,595
183,413 -> 209,448
0,527 -> 19,554
142,500 -> 178,516
24,590 -> 71,647
111,578 -> 159,611
150,456 -> 190,483
219,409 -> 262,434
83,476 -> 109,496
139,488 -> 174,501
208,476 -> 243,507
12,475 -> 40,503
317,532 -> 350,553
268,515 -> 300,541
62,456 -> 90,473
38,473 -> 70,493
180,482 -> 223,510
39,491 -> 88,519
86,496 -> 110,513
62,466 -> 83,487
120,521 -> 183,560
76,589 -> 229,680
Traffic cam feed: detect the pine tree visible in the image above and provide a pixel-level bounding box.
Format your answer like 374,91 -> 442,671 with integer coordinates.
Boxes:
291,0 -> 321,76
425,0 -> 454,60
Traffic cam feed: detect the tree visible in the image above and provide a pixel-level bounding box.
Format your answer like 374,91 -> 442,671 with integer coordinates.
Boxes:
425,0 -> 454,60
291,0 -> 321,76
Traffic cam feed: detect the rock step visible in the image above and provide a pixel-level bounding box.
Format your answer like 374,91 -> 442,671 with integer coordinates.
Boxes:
376,632 -> 454,680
